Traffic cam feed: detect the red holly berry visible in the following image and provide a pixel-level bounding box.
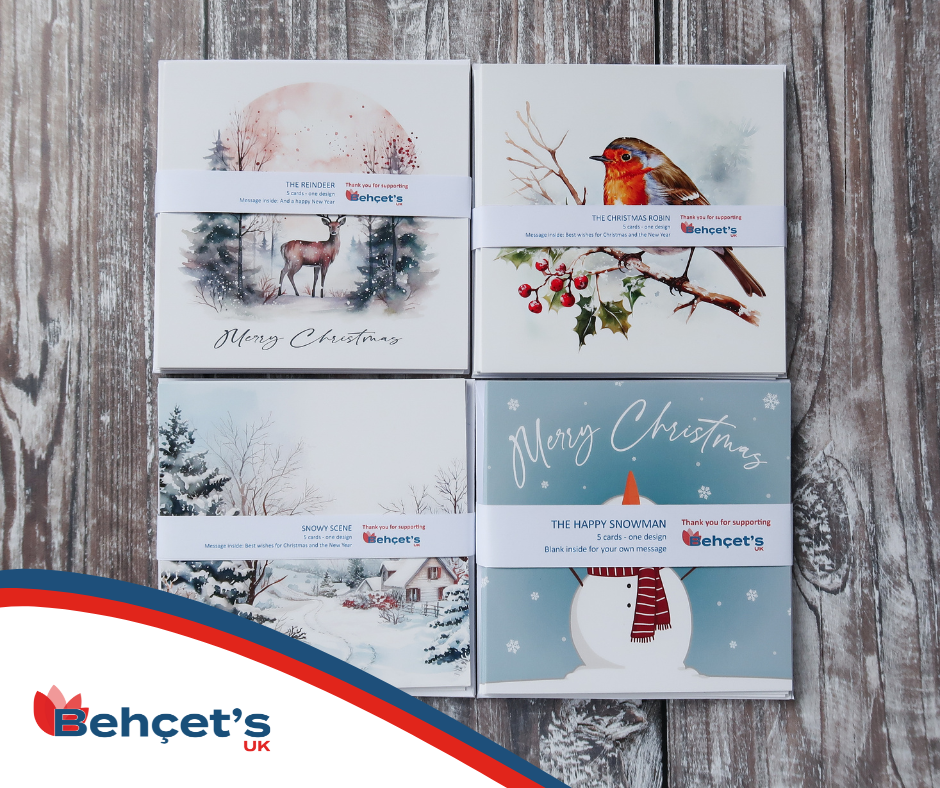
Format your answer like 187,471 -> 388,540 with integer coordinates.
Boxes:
549,278 -> 564,292
556,263 -> 567,274
573,276 -> 589,290
528,299 -> 543,313
560,293 -> 576,308
535,260 -> 549,272
518,284 -> 533,298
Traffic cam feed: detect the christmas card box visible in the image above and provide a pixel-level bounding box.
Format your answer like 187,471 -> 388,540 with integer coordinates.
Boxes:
471,65 -> 787,377
476,379 -> 792,699
154,60 -> 471,373
157,377 -> 475,697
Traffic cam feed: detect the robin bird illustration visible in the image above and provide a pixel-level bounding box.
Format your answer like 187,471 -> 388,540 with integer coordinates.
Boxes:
590,138 -> 766,297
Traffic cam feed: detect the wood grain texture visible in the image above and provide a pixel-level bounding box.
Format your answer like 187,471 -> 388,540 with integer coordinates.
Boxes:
4,0 -> 937,786
661,0 -> 940,785
0,0 -> 203,581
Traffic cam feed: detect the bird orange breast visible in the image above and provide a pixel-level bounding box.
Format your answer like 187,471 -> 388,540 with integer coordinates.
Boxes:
603,172 -> 649,206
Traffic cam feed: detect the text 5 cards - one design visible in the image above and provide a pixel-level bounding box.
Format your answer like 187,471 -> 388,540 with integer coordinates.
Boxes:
476,379 -> 792,698
157,378 -> 475,697
472,65 -> 786,377
155,60 -> 471,373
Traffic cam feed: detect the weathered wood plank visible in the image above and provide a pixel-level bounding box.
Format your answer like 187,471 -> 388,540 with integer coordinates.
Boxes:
661,0 -> 940,785
0,0 -> 203,582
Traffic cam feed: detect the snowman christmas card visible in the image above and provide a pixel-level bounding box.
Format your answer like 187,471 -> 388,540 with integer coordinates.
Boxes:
471,65 -> 786,377
157,377 -> 474,697
154,60 -> 471,373
476,379 -> 793,699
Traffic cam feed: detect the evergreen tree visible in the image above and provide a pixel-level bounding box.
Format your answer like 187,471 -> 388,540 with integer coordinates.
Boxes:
320,571 -> 336,598
346,558 -> 367,589
159,406 -> 229,516
182,136 -> 262,309
425,579 -> 470,666
205,130 -> 230,171
348,214 -> 431,311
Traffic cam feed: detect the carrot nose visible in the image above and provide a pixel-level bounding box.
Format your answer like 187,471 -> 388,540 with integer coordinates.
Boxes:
621,471 -> 640,505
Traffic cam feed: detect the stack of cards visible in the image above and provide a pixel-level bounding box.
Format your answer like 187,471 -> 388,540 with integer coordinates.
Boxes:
157,378 -> 474,696
153,60 -> 793,700
475,379 -> 792,699
471,64 -> 786,377
155,60 -> 471,374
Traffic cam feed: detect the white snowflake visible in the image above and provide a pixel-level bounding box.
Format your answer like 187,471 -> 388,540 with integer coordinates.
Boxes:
506,639 -> 520,654
507,398 -> 519,411
698,485 -> 711,500
787,607 -> 791,616
615,381 -> 623,386
763,393 -> 780,410
530,592 -> 540,601
746,589 -> 758,602
729,641 -> 737,649
480,576 -> 490,588
541,480 -> 549,489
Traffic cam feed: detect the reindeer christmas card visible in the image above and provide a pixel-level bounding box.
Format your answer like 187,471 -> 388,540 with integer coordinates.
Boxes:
476,379 -> 793,698
157,377 -> 474,696
472,65 -> 787,377
154,60 -> 471,373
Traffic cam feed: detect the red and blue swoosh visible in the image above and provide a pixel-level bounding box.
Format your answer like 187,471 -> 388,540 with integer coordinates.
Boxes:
0,569 -> 564,787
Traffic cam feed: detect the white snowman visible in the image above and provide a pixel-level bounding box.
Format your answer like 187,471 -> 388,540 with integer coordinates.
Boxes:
569,472 -> 693,672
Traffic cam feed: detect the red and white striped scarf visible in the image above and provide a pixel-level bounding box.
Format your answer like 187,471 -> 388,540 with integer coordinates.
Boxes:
586,567 -> 671,642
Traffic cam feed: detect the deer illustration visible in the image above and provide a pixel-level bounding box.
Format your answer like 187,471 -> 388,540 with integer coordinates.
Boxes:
278,215 -> 346,298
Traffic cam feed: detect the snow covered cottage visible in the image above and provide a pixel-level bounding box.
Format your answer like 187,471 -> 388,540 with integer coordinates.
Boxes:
380,558 -> 457,602
353,576 -> 383,595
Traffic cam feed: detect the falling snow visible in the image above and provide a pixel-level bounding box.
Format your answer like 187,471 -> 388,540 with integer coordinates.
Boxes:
747,589 -> 758,602
763,393 -> 780,410
730,641 -> 737,649
531,592 -> 540,601
541,481 -> 549,489
698,485 -> 711,500
506,639 -> 520,654
481,576 -> 490,588
508,399 -> 519,411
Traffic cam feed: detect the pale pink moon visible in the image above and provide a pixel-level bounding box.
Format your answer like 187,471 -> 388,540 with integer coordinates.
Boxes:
235,82 -> 411,173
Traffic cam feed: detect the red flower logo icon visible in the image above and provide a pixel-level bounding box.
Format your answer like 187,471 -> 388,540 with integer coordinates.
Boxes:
34,686 -> 88,736
680,222 -> 694,233
682,528 -> 700,546
346,190 -> 359,201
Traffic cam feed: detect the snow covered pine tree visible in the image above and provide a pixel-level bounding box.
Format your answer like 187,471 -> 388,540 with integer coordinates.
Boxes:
425,578 -> 471,666
158,407 -> 265,620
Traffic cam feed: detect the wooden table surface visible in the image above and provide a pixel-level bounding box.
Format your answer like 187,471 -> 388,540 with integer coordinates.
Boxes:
2,1 -> 937,785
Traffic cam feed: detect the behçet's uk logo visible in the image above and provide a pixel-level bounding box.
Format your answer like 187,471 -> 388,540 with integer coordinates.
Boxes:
363,531 -> 421,547
680,221 -> 738,237
682,528 -> 764,549
32,684 -> 272,748
345,189 -> 404,206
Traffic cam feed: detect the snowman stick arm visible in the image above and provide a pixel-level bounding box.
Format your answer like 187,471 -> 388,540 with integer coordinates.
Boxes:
680,567 -> 697,580
569,567 -> 584,586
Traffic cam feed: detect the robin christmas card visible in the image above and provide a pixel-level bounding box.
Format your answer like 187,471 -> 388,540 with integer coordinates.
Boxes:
157,378 -> 474,697
472,64 -> 787,377
475,379 -> 793,699
154,60 -> 470,373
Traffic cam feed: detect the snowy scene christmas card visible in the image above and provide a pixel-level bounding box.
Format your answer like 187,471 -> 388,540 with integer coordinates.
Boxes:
154,60 -> 470,373
157,377 -> 474,696
471,65 -> 786,377
476,379 -> 793,698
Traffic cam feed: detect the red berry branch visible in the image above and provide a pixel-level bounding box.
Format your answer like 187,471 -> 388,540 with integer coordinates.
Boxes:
507,246 -> 761,349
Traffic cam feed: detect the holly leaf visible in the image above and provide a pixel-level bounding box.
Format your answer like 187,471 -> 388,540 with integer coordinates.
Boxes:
542,288 -> 567,313
621,276 -> 646,309
573,305 -> 598,348
496,247 -> 558,269
577,294 -> 594,310
597,299 -> 632,337
545,248 -> 566,265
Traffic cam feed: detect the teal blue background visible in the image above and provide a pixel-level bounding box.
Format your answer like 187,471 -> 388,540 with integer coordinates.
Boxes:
478,380 -> 792,683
